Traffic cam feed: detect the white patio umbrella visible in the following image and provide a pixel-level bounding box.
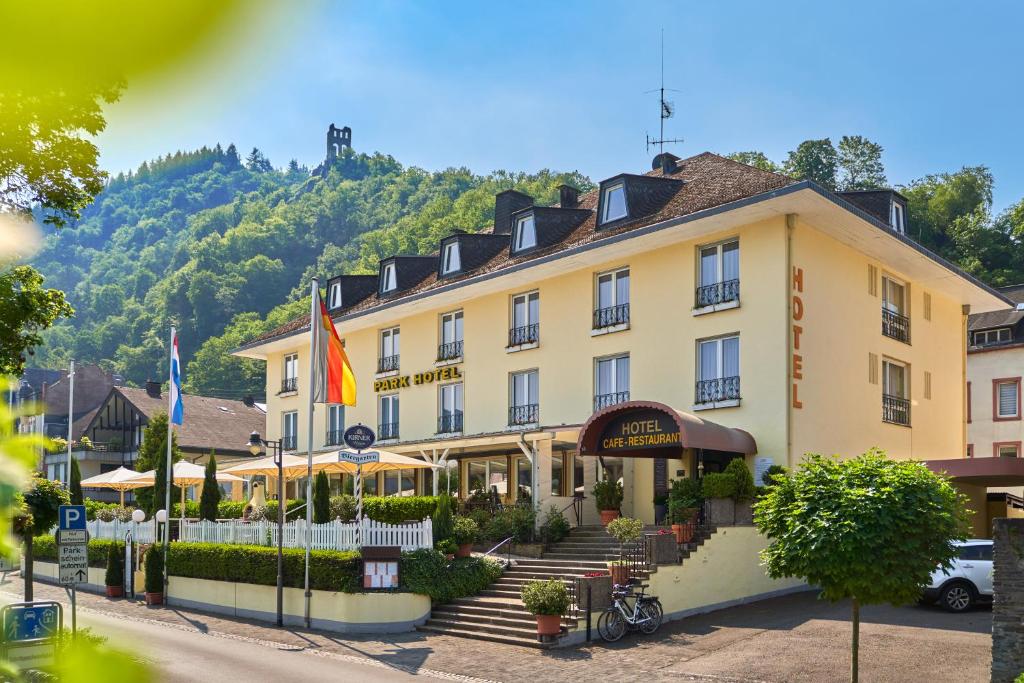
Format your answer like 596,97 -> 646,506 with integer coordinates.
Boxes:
310,448 -> 440,476
220,453 -> 310,480
128,461 -> 243,519
79,466 -> 149,506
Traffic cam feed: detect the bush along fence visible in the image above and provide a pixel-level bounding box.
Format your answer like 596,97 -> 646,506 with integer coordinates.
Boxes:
179,518 -> 433,552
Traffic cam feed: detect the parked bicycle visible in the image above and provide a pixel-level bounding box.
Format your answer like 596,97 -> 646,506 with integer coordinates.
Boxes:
597,581 -> 663,641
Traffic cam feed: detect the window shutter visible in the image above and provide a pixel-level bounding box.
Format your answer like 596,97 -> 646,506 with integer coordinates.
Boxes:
924,371 -> 932,399
868,353 -> 879,385
868,264 -> 878,297
998,381 -> 1019,417
923,292 -> 932,321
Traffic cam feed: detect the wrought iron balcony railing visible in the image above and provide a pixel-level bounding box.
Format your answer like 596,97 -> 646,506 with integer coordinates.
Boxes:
436,340 -> 464,362
695,279 -> 740,308
326,430 -> 344,447
378,422 -> 400,441
594,391 -> 630,411
508,404 -> 539,426
437,412 -> 464,434
280,377 -> 298,393
882,394 -> 911,426
508,323 -> 539,347
593,303 -> 630,330
281,435 -> 298,451
694,376 -> 741,405
377,354 -> 400,373
882,308 -> 910,344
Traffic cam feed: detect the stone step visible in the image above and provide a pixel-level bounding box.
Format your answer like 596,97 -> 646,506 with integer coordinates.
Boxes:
432,604 -> 536,624
416,624 -> 552,649
542,552 -> 618,561
450,595 -> 526,609
514,559 -> 609,569
422,617 -> 542,640
503,569 -> 598,580
479,587 -> 524,598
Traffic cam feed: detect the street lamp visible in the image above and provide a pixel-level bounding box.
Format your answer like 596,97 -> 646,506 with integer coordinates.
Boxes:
248,430 -> 284,627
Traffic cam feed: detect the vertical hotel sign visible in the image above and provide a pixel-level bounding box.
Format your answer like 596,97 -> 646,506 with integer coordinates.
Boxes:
791,266 -> 804,409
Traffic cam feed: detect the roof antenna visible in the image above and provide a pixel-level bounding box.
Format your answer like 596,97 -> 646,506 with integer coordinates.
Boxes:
645,28 -> 684,154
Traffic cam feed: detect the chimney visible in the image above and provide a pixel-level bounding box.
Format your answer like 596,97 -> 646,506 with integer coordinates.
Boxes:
493,190 -> 533,234
652,152 -> 681,175
145,380 -> 161,398
243,395 -> 255,407
558,184 -> 580,208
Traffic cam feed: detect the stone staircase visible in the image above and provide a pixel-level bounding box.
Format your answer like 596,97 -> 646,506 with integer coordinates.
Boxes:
418,524 -> 715,647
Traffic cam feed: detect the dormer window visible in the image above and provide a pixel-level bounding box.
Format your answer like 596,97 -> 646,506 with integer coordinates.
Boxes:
890,200 -> 906,234
601,182 -> 628,224
381,262 -> 397,293
328,281 -> 342,309
441,241 -> 461,274
513,214 -> 536,252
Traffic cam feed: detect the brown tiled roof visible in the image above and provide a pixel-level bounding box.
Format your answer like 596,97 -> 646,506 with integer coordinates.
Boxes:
247,152 -> 795,346
968,284 -> 1024,331
115,387 -> 266,456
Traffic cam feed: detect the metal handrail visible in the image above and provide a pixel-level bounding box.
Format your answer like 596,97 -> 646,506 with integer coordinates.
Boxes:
378,354 -> 400,373
558,495 -> 585,527
695,278 -> 740,308
482,536 -> 515,567
436,340 -> 464,361
593,303 -> 630,329
882,308 -> 910,343
508,323 -> 539,347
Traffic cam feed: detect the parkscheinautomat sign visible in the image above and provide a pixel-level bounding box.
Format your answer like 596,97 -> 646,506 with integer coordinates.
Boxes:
374,365 -> 462,392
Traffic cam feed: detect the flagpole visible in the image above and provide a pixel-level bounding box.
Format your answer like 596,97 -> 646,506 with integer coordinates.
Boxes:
304,278 -> 318,629
163,326 -> 175,596
65,359 -> 74,489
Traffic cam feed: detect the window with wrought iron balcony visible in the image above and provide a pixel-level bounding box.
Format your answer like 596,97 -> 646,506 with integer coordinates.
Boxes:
694,240 -> 739,313
508,404 -> 539,427
378,421 -> 399,441
281,434 -> 298,451
593,268 -> 629,333
509,370 -> 538,427
881,359 -> 910,426
378,326 -> 400,373
377,354 -> 400,374
438,310 -> 463,362
594,354 -> 630,411
437,412 -> 463,435
881,276 -> 910,344
508,291 -> 539,349
594,391 -> 630,411
437,340 -> 463,362
508,323 -> 539,347
280,377 -> 298,394
325,429 -> 344,447
694,336 -> 740,408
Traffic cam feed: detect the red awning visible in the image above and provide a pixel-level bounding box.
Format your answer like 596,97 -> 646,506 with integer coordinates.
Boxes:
577,400 -> 757,457
923,457 -> 1024,487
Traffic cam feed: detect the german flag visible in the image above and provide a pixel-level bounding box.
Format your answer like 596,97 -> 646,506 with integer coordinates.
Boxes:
312,291 -> 356,406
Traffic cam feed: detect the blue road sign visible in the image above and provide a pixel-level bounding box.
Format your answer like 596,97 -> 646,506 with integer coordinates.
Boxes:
58,505 -> 86,531
2,603 -> 60,642
343,424 -> 376,451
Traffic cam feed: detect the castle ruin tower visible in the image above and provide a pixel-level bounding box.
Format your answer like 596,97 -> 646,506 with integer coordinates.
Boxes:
325,123 -> 352,163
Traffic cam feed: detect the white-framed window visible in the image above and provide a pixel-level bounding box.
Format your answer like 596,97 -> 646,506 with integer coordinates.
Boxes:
438,310 -> 464,361
890,201 -> 906,234
438,382 -> 464,433
697,239 -> 740,307
513,214 -> 536,252
378,394 -> 399,440
510,291 -> 540,346
384,468 -> 416,496
379,327 -> 400,372
595,268 -> 630,328
883,359 -> 908,399
600,182 -> 627,223
696,335 -> 740,404
282,353 -> 298,393
996,379 -> 1020,419
594,354 -> 630,409
441,241 -> 461,274
327,404 -> 345,445
328,281 -> 342,309
997,443 -> 1020,458
509,369 -> 539,425
974,328 -> 1012,346
882,275 -> 906,315
381,262 -> 397,293
282,411 -> 298,450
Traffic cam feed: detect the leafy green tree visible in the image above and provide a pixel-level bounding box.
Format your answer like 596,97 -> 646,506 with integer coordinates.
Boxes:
70,457 -> 83,505
754,450 -> 968,682
837,135 -> 887,191
784,138 -> 838,189
0,266 -> 73,376
245,147 -> 273,172
19,477 -> 70,601
726,151 -> 780,173
134,412 -> 181,515
199,454 -> 221,522
313,471 -> 330,524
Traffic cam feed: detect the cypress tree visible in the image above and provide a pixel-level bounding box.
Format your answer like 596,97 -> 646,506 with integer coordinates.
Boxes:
199,453 -> 221,521
313,471 -> 330,524
69,457 -> 83,505
432,495 -> 454,544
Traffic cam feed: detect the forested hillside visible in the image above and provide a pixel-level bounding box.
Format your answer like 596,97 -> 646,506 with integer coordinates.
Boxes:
31,143 -> 590,399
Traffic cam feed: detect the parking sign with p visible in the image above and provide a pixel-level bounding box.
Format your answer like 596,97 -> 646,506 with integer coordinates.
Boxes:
58,505 -> 86,531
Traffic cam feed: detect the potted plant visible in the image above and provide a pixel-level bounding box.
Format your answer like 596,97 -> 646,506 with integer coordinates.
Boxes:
521,579 -> 569,637
702,471 -> 738,526
592,479 -> 623,526
605,516 -> 643,585
667,478 -> 703,543
726,459 -> 757,525
437,538 -> 458,561
451,516 -> 478,558
105,542 -> 124,598
144,545 -> 164,606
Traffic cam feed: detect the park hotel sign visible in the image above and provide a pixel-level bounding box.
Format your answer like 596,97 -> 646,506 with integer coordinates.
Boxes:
374,365 -> 462,392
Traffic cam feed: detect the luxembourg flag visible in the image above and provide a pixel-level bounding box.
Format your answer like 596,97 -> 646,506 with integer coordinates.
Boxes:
169,328 -> 184,425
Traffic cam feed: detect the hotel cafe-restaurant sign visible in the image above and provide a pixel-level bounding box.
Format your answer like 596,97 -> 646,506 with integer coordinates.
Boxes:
599,410 -> 681,452
374,366 -> 462,392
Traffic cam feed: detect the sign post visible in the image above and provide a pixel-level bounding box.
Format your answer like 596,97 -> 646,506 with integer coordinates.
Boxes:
342,425 -> 377,546
57,505 -> 87,634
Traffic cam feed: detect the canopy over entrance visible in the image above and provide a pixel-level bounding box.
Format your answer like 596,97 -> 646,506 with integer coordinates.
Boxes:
923,457 -> 1024,487
576,400 -> 757,458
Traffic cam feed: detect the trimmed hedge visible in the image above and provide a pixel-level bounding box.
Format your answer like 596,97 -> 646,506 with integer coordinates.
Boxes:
399,549 -> 503,603
363,496 -> 439,524
33,536 -> 119,568
171,499 -> 306,520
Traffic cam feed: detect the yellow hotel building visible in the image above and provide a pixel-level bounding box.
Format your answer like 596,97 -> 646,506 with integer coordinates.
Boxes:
235,152 -> 1009,534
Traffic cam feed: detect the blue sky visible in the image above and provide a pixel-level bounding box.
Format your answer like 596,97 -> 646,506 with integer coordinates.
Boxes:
98,1 -> 1024,211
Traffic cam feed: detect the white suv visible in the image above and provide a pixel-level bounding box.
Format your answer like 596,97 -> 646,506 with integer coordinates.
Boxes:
922,540 -> 993,612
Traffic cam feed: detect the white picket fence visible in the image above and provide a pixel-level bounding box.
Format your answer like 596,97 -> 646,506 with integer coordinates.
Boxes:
179,517 -> 433,551
83,519 -> 156,543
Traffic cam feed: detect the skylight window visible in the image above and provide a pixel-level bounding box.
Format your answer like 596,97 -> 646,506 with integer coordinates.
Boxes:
513,214 -> 536,252
328,281 -> 342,309
381,262 -> 397,293
601,182 -> 627,223
442,241 -> 461,274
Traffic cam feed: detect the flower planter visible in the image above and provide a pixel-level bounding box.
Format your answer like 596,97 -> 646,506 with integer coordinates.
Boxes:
105,585 -> 123,598
599,509 -> 620,526
535,614 -> 562,636
607,563 -> 629,586
456,543 -> 473,558
144,592 -> 163,606
671,523 -> 695,544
